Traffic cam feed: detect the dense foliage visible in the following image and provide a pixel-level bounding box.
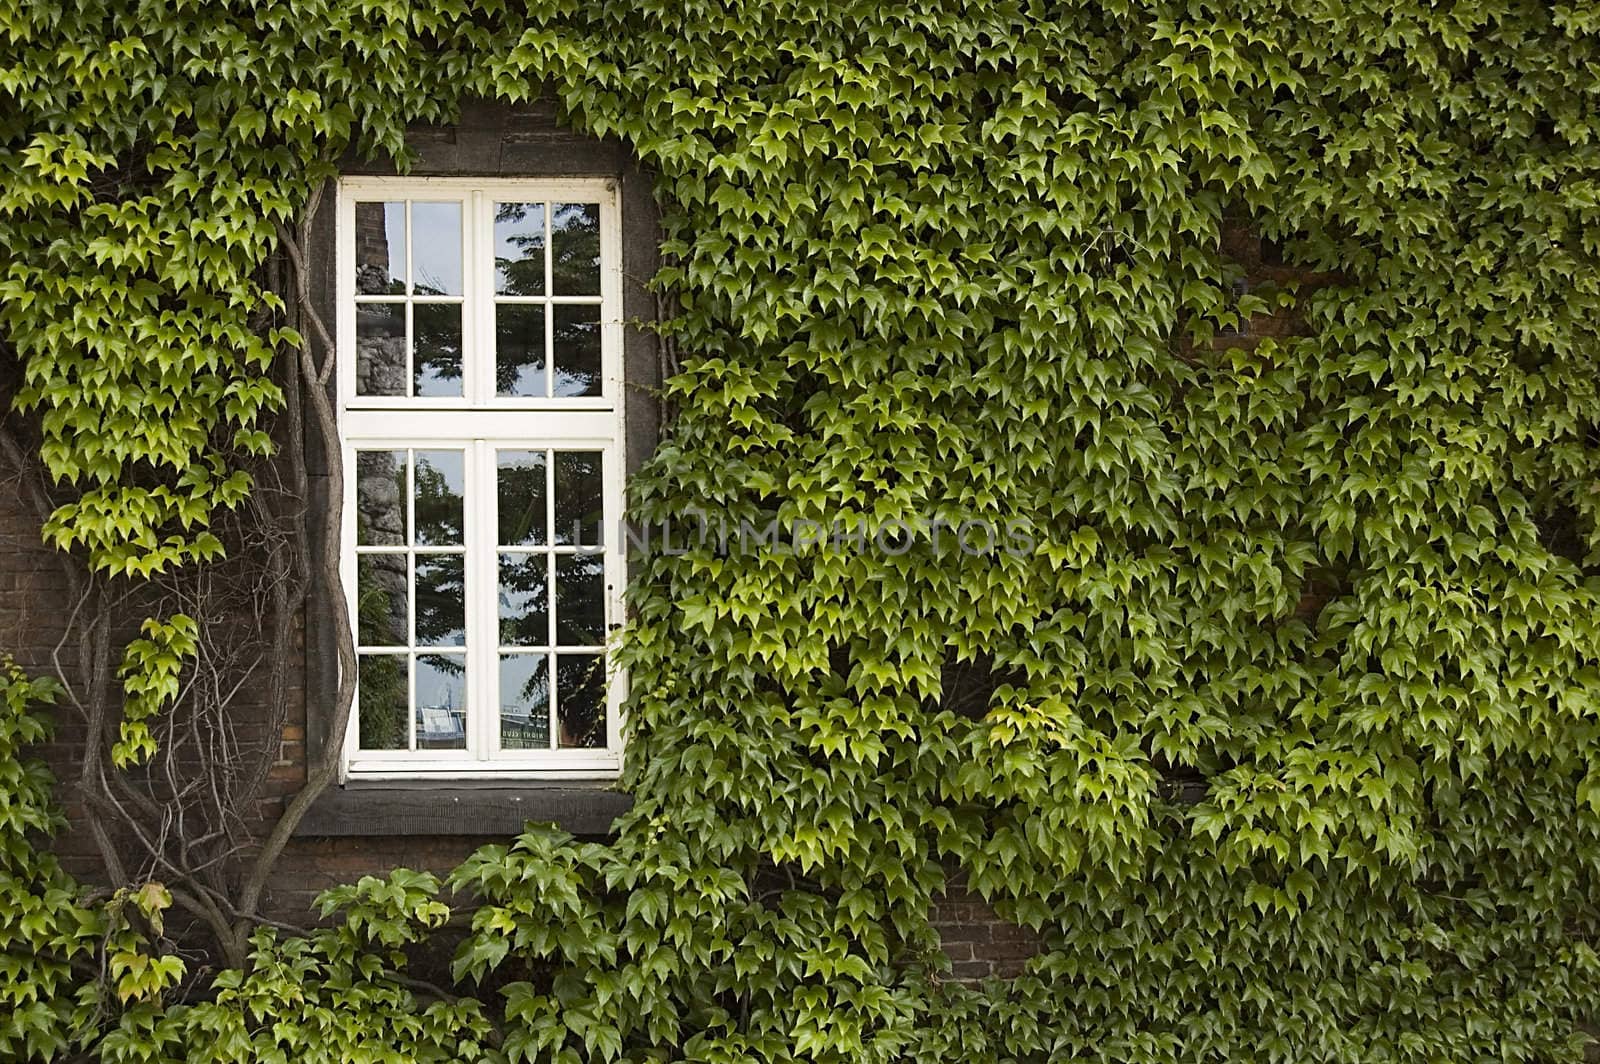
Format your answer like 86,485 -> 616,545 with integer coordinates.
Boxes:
4,0 -> 1600,1060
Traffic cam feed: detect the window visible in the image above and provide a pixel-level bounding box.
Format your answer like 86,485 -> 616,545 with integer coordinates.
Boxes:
337,179 -> 625,779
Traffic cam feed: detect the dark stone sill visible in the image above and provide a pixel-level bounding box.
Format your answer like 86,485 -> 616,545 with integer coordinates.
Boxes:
294,780 -> 632,838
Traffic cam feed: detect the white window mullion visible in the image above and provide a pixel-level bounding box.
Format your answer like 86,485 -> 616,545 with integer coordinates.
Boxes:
485,439 -> 502,759
472,439 -> 497,761
601,188 -> 624,402
406,652 -> 419,752
467,189 -> 485,407
461,191 -> 476,405
405,448 -> 417,751
541,447 -> 556,749
403,205 -> 415,398
543,202 -> 555,401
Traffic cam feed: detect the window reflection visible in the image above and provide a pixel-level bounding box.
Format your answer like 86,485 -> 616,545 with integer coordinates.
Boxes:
355,304 -> 406,397
494,201 -> 546,296
415,655 -> 467,750
410,202 -> 462,296
413,303 -> 463,397
499,653 -> 550,750
551,203 -> 600,294
353,202 -> 405,294
556,654 -> 605,748
495,304 -> 546,397
552,304 -> 601,397
413,451 -> 464,545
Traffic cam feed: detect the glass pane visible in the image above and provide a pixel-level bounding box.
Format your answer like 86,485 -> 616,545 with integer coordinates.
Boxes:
552,304 -> 601,397
555,553 -> 606,646
552,203 -> 600,294
354,202 -> 405,295
495,303 -> 546,397
498,552 -> 549,647
354,303 -> 406,397
497,449 -> 546,546
415,554 -> 465,646
414,450 -> 464,546
355,450 -> 407,545
416,654 -> 467,750
494,201 -> 545,296
357,654 -> 408,750
554,450 -> 604,547
411,201 -> 462,296
413,302 -> 463,397
555,653 -> 606,749
356,553 -> 408,647
499,653 -> 550,751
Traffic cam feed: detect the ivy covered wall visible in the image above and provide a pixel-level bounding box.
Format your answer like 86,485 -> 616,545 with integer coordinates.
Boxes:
3,0 -> 1600,1061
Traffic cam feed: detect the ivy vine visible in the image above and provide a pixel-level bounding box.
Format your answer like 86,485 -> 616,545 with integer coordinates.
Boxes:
4,0 -> 1600,1061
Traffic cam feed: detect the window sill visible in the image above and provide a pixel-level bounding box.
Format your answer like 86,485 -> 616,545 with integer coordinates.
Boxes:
293,779 -> 631,837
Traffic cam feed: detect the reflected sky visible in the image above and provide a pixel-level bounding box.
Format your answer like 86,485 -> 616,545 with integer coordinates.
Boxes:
412,202 -> 463,295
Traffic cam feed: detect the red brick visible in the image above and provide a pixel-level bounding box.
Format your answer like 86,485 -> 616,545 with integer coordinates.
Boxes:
931,872 -> 1041,983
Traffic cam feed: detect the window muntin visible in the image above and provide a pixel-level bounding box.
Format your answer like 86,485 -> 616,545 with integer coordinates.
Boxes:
338,179 -> 624,779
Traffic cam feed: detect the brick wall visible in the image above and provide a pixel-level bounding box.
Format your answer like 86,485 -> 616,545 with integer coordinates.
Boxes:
934,875 -> 1041,981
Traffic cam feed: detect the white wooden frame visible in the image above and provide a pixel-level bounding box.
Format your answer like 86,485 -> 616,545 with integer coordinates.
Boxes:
337,178 -> 626,780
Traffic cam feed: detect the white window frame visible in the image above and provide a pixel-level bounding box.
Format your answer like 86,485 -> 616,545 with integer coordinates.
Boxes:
336,177 -> 627,780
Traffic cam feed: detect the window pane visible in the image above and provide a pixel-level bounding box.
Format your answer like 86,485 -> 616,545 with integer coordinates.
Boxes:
555,553 -> 605,646
416,654 -> 467,750
358,654 -> 408,750
412,303 -> 463,397
495,304 -> 546,397
415,554 -> 465,646
554,451 -> 604,547
354,202 -> 405,295
357,554 -> 408,647
497,449 -> 546,546
499,653 -> 550,750
552,203 -> 600,294
555,653 -> 606,749
498,552 -> 549,647
411,202 -> 462,296
414,450 -> 464,546
355,450 -> 407,546
354,303 -> 406,396
494,201 -> 545,296
552,304 -> 601,397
